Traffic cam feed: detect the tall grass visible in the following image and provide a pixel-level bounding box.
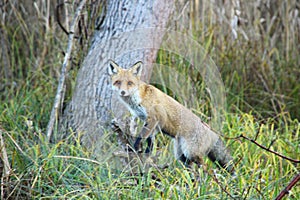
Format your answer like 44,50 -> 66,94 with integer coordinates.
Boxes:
188,0 -> 300,119
0,0 -> 299,199
1,109 -> 299,199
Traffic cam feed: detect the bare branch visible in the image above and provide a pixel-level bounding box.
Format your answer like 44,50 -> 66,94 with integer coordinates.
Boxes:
56,2 -> 80,39
46,0 -> 87,141
56,2 -> 69,36
226,133 -> 299,199
275,173 -> 300,200
228,134 -> 300,164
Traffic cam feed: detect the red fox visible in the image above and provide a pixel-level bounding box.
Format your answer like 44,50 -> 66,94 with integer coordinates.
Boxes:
108,60 -> 234,172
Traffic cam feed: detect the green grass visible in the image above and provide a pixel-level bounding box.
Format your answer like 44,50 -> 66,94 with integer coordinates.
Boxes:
1,82 -> 299,199
1,71 -> 300,199
1,1 -> 300,199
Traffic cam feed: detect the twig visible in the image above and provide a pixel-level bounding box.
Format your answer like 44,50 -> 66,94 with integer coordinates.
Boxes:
210,170 -> 237,199
56,2 -> 69,36
231,134 -> 300,164
46,0 -> 87,141
227,133 -> 300,199
275,173 -> 300,200
56,2 -> 80,39
199,160 -> 236,199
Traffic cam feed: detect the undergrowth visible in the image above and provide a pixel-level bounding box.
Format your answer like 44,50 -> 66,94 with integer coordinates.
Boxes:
1,1 -> 299,199
1,102 -> 299,199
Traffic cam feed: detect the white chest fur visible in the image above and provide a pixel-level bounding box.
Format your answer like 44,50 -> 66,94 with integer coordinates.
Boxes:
119,91 -> 147,121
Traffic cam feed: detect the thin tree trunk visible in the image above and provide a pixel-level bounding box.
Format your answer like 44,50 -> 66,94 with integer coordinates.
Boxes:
61,0 -> 176,154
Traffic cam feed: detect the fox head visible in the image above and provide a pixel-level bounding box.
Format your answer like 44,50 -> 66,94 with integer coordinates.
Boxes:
108,60 -> 143,97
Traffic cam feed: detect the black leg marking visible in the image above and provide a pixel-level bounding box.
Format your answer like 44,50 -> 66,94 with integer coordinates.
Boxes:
178,154 -> 191,166
207,151 -> 217,163
145,137 -> 153,153
134,137 -> 142,152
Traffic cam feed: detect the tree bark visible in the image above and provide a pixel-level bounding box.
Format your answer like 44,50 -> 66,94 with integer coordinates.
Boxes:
61,0 -> 176,154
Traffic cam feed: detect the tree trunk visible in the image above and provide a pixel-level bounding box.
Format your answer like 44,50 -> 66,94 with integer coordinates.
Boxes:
61,0 -> 176,154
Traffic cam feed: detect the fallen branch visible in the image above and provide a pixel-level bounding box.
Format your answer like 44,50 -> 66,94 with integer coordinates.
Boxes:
275,173 -> 300,200
46,0 -> 87,141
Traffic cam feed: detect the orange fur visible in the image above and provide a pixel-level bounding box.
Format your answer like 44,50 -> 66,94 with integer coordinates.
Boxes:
108,60 -> 234,172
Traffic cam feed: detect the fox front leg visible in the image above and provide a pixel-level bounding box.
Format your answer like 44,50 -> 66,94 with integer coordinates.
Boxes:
133,136 -> 142,152
133,136 -> 153,153
133,119 -> 158,153
145,136 -> 153,153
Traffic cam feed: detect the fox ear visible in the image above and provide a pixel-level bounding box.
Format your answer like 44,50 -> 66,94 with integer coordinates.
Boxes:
108,60 -> 120,76
130,61 -> 143,77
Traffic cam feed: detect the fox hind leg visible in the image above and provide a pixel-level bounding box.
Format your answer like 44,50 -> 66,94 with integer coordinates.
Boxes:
174,137 -> 192,166
208,138 -> 234,173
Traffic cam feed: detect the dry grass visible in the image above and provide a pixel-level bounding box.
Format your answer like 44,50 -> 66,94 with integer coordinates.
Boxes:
0,0 -> 299,199
186,0 -> 300,119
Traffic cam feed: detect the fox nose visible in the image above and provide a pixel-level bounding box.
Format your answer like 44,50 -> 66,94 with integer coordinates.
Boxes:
121,91 -> 126,96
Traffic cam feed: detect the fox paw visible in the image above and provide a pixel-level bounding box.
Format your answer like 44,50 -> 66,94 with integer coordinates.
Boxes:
111,118 -> 121,131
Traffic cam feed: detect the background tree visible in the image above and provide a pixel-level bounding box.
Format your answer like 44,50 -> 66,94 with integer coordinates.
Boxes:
59,0 -> 179,154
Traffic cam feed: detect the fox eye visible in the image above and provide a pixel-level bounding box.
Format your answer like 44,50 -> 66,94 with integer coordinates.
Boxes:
128,81 -> 134,86
114,80 -> 121,85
